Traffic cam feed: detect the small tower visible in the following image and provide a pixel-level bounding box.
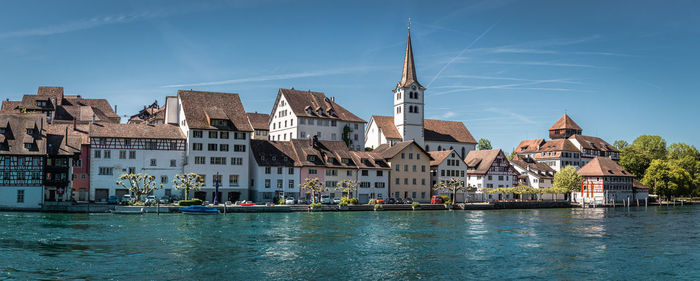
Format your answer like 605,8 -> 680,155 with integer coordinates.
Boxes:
393,24 -> 425,146
549,114 -> 582,139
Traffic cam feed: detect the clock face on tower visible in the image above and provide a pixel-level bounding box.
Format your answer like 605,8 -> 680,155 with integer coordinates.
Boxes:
412,85 -> 417,90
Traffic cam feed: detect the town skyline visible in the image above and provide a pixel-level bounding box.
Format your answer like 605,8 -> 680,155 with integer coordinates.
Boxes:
1,0 -> 698,151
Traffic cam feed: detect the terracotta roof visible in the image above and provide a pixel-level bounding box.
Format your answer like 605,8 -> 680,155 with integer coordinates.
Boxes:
424,119 -> 476,144
569,135 -> 619,153
428,150 -> 453,166
0,113 -> 47,155
396,31 -> 423,90
46,123 -> 84,155
350,151 -> 390,169
516,139 -> 546,153
3,87 -> 120,123
537,139 -> 580,152
89,123 -> 185,139
371,116 -> 476,144
577,157 -> 633,177
1,101 -> 20,112
37,86 -> 64,100
290,139 -> 358,168
550,114 -> 582,131
509,155 -> 555,179
246,112 -> 270,131
178,90 -> 253,131
374,141 -> 431,161
276,88 -> 365,123
633,179 -> 650,190
370,116 -> 401,139
464,149 -> 503,175
250,140 -> 299,167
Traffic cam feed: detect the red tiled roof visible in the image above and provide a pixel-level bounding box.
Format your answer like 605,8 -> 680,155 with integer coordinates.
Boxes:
396,31 -> 423,90
577,157 -> 633,177
550,114 -> 582,131
89,123 -> 185,139
277,88 -> 365,123
633,179 -> 650,189
569,135 -> 619,153
371,116 -> 476,144
0,113 -> 47,155
428,150 -> 452,166
178,90 -> 253,131
370,116 -> 402,139
538,139 -> 579,152
246,112 -> 270,131
464,149 -> 502,175
516,139 -> 545,153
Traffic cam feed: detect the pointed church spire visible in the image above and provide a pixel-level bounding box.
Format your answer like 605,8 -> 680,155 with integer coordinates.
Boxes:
397,23 -> 423,90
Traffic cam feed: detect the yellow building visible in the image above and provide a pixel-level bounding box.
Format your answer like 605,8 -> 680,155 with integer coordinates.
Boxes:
374,141 -> 432,203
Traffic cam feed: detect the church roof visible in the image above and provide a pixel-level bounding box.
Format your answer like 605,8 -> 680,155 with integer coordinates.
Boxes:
550,114 -> 582,131
396,31 -> 423,90
370,116 -> 476,144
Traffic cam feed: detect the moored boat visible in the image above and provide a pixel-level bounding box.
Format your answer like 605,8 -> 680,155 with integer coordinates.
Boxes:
179,205 -> 219,215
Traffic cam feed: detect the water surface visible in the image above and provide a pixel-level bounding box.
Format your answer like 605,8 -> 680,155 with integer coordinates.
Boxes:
1,206 -> 698,280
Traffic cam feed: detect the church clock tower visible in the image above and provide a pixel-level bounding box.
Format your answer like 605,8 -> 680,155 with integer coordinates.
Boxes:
393,27 -> 425,146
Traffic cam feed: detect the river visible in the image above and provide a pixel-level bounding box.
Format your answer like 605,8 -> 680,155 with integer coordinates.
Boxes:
1,206 -> 698,280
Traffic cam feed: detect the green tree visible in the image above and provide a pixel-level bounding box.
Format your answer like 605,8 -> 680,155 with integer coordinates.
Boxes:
335,179 -> 359,199
666,143 -> 700,195
553,165 -> 583,198
507,149 -> 517,160
300,177 -> 326,204
433,178 -> 468,203
173,173 -> 204,200
619,135 -> 667,179
116,173 -> 163,202
613,140 -> 629,150
642,159 -> 692,199
477,138 -> 492,150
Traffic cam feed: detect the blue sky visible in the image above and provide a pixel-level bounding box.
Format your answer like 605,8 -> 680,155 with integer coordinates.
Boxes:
1,0 -> 698,151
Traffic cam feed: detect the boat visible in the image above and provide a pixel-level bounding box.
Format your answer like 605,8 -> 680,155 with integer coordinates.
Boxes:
179,205 -> 220,215
111,207 -> 144,215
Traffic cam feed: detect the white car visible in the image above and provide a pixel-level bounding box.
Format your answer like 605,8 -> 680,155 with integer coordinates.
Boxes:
320,195 -> 331,204
121,194 -> 134,203
332,198 -> 341,204
285,197 -> 295,205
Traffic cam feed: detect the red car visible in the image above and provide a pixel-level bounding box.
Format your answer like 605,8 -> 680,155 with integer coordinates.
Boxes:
375,194 -> 385,204
431,195 -> 444,204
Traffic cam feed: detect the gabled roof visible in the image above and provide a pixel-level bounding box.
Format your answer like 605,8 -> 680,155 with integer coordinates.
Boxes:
509,155 -> 555,179
178,90 -> 253,131
290,139 -> 357,169
250,140 -> 299,167
371,116 -> 476,144
537,139 -> 580,152
275,88 -> 365,123
569,134 -> 619,153
0,113 -> 46,155
550,114 -> 582,131
577,157 -> 633,177
89,123 -> 185,139
428,150 -> 453,166
516,139 -> 546,153
464,149 -> 503,175
374,140 -> 432,161
370,115 -> 402,139
246,112 -> 270,131
2,87 -> 120,123
46,123 -> 85,156
396,31 -> 424,90
633,179 -> 650,190
350,151 -> 390,169
1,101 -> 21,112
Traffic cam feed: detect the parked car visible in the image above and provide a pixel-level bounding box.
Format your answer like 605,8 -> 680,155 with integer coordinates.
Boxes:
396,198 -> 405,204
431,195 -> 444,204
145,195 -> 157,205
321,195 -> 331,204
285,197 -> 296,205
159,196 -> 170,204
375,195 -> 385,204
107,196 -> 119,204
121,194 -> 134,203
404,198 -> 413,204
332,198 -> 341,205
297,198 -> 308,205
386,198 -> 396,204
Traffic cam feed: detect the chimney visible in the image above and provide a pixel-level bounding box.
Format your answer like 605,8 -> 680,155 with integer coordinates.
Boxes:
114,105 -> 118,114
73,118 -> 77,131
330,97 -> 335,102
76,95 -> 81,105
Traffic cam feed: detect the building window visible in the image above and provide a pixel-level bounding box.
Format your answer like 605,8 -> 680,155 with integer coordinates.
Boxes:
377,171 -> 383,177
98,167 -> 113,175
361,170 -> 369,176
94,150 -> 101,158
288,180 -> 294,188
404,178 -> 408,185
234,132 -> 246,140
234,145 -> 246,152
193,131 -> 203,138
421,179 -> 426,185
128,167 -> 136,174
265,167 -> 271,174
395,165 -> 400,171
395,178 -> 400,184
277,180 -> 283,188
289,168 -> 294,174
413,178 -> 417,185
210,157 -> 226,165
195,157 -> 206,164
346,170 -> 352,176
16,190 -> 24,203
103,150 -> 111,159
220,132 -> 229,139
129,151 -> 136,159
150,159 -> 157,166
161,175 -> 168,184
208,131 -> 218,139
231,157 -> 243,165
277,167 -> 283,174
119,151 -> 126,159
265,179 -> 271,188
220,144 -> 229,152
208,144 -> 218,151
404,165 -> 408,172
309,169 -> 317,175
401,153 -> 405,159
193,143 -> 203,151
229,175 -> 239,187
170,160 -> 177,167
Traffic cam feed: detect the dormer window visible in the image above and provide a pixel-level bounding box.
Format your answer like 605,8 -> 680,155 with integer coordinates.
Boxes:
317,109 -> 323,115
341,158 -> 350,164
0,128 -> 5,134
272,156 -> 276,161
306,108 -> 313,115
211,119 -> 227,126
307,155 -> 316,161
26,128 -> 34,135
328,109 -> 336,117
36,101 -> 47,107
24,143 -> 33,150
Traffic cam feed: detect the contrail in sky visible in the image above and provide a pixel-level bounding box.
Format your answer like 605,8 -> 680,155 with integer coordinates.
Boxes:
427,23 -> 497,88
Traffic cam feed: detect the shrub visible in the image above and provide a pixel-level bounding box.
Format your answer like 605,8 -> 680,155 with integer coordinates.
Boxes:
445,200 -> 452,205
440,196 -> 449,202
310,203 -> 322,208
411,202 -> 421,207
350,198 -> 359,205
374,204 -> 383,210
339,202 -> 348,206
278,197 -> 285,205
178,199 -> 203,206
368,198 -> 376,205
340,197 -> 351,205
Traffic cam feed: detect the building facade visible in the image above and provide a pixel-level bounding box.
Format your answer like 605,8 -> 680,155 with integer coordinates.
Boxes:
374,141 -> 432,203
429,150 -> 472,202
465,149 -> 519,201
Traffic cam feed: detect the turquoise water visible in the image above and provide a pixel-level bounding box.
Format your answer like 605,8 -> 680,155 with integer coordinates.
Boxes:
1,206 -> 698,280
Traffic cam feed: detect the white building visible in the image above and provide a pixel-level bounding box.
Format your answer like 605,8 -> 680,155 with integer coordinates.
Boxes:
509,155 -> 564,200
574,156 -> 643,204
249,140 -> 300,203
164,90 -> 254,202
465,149 -> 519,201
429,150 -> 472,202
351,151 -> 390,203
88,123 -> 186,202
268,88 -> 366,150
0,114 -> 47,209
364,30 -> 477,156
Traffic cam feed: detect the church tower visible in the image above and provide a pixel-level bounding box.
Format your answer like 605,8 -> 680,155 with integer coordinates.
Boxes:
393,27 -> 425,146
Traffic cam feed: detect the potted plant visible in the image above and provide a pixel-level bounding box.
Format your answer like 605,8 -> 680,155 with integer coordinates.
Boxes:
411,202 -> 421,210
374,204 -> 384,211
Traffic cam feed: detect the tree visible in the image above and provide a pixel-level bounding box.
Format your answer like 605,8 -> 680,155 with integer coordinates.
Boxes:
553,165 -> 583,199
619,135 -> 667,179
335,179 -> 359,199
300,177 -> 326,204
433,178 -> 468,203
666,143 -> 700,196
507,149 -> 517,160
173,173 -> 204,200
613,140 -> 629,151
116,173 -> 163,202
477,138 -> 492,150
642,159 -> 692,200
513,185 -> 537,201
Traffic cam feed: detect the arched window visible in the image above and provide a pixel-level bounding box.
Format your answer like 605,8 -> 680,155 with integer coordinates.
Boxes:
397,92 -> 401,100
438,146 -> 442,151
425,145 -> 430,151
461,147 -> 466,158
414,106 -> 419,113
